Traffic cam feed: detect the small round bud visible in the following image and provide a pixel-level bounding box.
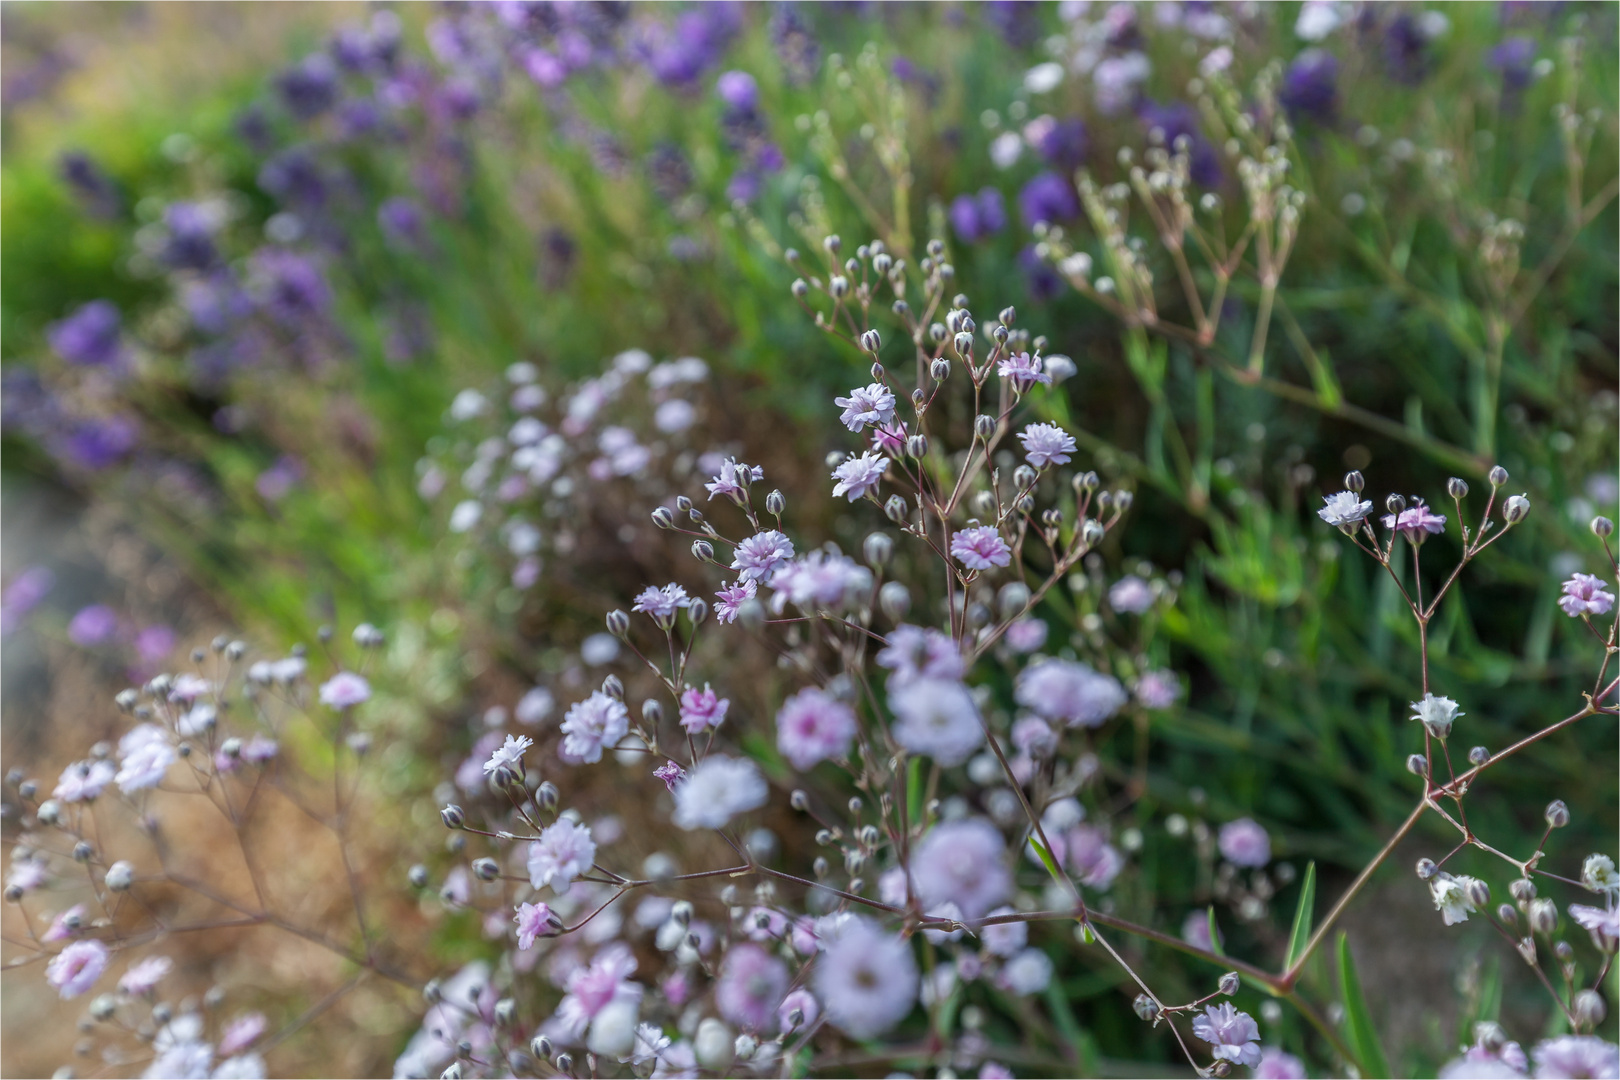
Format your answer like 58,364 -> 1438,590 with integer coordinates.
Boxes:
495,998 -> 516,1026
929,322 -> 947,343
226,641 -> 246,660
554,1052 -> 573,1074
670,900 -> 694,926
974,414 -> 996,440
601,675 -> 624,700
790,790 -> 810,812
651,506 -> 675,530
860,329 -> 882,354
90,995 -> 117,1022
734,1033 -> 759,1061
1503,494 -> 1530,523
874,253 -> 893,275
105,861 -> 134,892
999,582 -> 1031,619
1447,477 -> 1469,500
1115,490 -> 1135,513
115,689 -> 139,713
1082,519 -> 1106,547
829,275 -> 849,299
1013,464 -> 1038,489
1529,897 -> 1558,934
641,700 -> 664,726
531,1036 -> 553,1060
1468,746 -> 1489,766
73,841 -> 94,863
1385,493 -> 1407,515
824,234 -> 842,254
765,489 -> 786,516
992,324 -> 1009,344
1593,516 -> 1615,538
1545,800 -> 1570,828
905,434 -> 929,458
423,979 -> 443,1004
687,598 -> 708,625
737,599 -> 765,630
1497,903 -> 1519,927
1555,940 -> 1574,962
863,532 -> 893,567
1465,878 -> 1491,909
440,804 -> 466,830
1133,994 -> 1161,1021
879,581 -> 911,621
1407,754 -> 1429,777
930,358 -> 951,381
927,239 -> 945,258
37,800 -> 61,826
884,494 -> 910,525
1573,989 -> 1607,1028
1217,972 -> 1240,996
535,781 -> 559,813
472,858 -> 500,882
812,856 -> 829,879
1489,465 -> 1509,486
691,540 -> 715,563
1415,857 -> 1438,880
408,865 -> 429,889
1344,470 -> 1365,493
1510,878 -> 1537,902
954,331 -> 974,356
1211,1060 -> 1232,1078
488,765 -> 517,793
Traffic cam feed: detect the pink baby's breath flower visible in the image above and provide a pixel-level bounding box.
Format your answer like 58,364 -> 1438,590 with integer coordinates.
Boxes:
1569,903 -> 1620,951
678,685 -> 729,733
1182,910 -> 1222,952
705,458 -> 764,503
46,939 -> 109,999
1016,659 -> 1127,728
43,904 -> 86,943
1135,669 -> 1182,709
713,579 -> 757,624
715,943 -> 789,1032
981,908 -> 1028,958
632,583 -> 691,625
768,552 -> 870,612
1018,422 -> 1076,468
1108,575 -> 1154,614
318,671 -> 371,709
1004,617 -> 1048,653
1218,818 -> 1271,867
560,690 -> 630,763
732,530 -> 796,583
483,733 -> 533,775
997,351 -> 1052,393
1559,573 -> 1616,617
1065,824 -> 1124,889
528,818 -> 597,893
869,420 -> 909,455
778,988 -> 819,1034
1253,1048 -> 1308,1078
555,943 -> 640,1037
876,625 -> 965,685
890,678 -> 985,766
117,955 -> 172,995
515,901 -> 560,949
53,759 -> 116,803
951,526 -> 1012,571
1382,500 -> 1446,543
830,451 -> 890,501
834,383 -> 896,432
115,725 -> 176,793
775,688 -> 857,770
653,761 -> 686,792
167,674 -> 215,702
218,1012 -> 267,1056
1010,715 -> 1058,758
910,819 -> 1012,922
240,735 -> 279,763
1531,1035 -> 1619,1079
813,917 -> 918,1039
1192,1002 -> 1263,1068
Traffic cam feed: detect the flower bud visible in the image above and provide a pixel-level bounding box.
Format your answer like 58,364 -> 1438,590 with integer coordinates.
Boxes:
105,861 -> 133,892
884,494 -> 910,525
1545,800 -> 1570,828
1489,465 -> 1508,486
824,234 -> 842,254
1415,857 -> 1438,880
441,804 -> 466,830
1503,494 -> 1529,523
829,275 -> 849,299
874,253 -> 893,275
1133,994 -> 1161,1021
602,675 -> 624,701
115,689 -> 138,713
879,581 -> 911,621
73,841 -> 94,863
472,858 -> 500,882
1592,516 -> 1615,538
863,532 -> 893,567
766,489 -> 786,516
738,599 -> 766,630
925,357 -> 951,382
1468,746 -> 1489,766
734,1034 -> 759,1061
90,995 -> 117,1021
1447,477 -> 1469,500
1573,989 -> 1606,1028
1529,897 -> 1558,934
651,506 -> 675,530
1344,470 -> 1365,493
1555,940 -> 1574,963
687,599 -> 708,626
691,540 -> 715,564
1497,903 -> 1519,928
999,582 -> 1031,619
423,979 -> 443,1004
408,865 -> 429,889
929,322 -> 947,343
1510,878 -> 1536,902
812,856 -> 829,879
1217,972 -> 1240,996
1014,464 -> 1038,489
694,1018 -> 734,1071
1211,1060 -> 1232,1078
554,1052 -> 573,1074
974,414 -> 996,440
1115,490 -> 1135,512
536,781 -> 559,813
906,434 -> 930,458
38,800 -> 61,826
1465,878 -> 1491,909
1082,519 -> 1106,547
1407,754 -> 1429,777
954,331 -> 974,357
789,790 -> 810,812
1385,493 -> 1406,516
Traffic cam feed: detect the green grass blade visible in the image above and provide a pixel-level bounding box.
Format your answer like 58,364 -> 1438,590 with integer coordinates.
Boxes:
1337,932 -> 1391,1079
1285,862 -> 1317,971
1208,907 -> 1225,957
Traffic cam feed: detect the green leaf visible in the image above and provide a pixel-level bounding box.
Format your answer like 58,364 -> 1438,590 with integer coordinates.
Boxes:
1337,932 -> 1390,1079
906,757 -> 923,828
1029,835 -> 1063,883
1208,907 -> 1225,957
1284,862 -> 1317,972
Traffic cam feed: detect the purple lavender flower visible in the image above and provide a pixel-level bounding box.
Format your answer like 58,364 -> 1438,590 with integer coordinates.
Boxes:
984,0 -> 1041,47
257,147 -> 329,210
61,416 -> 138,470
161,201 -> 220,270
48,301 -> 125,367
775,687 -> 856,770
560,691 -> 630,763
951,526 -> 1012,571
57,150 -> 121,218
1530,1036 -> 1619,1079
732,530 -> 796,583
713,579 -> 757,624
1280,49 -> 1339,123
1559,573 -> 1615,617
1488,37 -> 1536,93
831,451 -> 889,501
716,70 -> 759,110
1382,500 -> 1446,543
274,53 -> 340,120
768,5 -> 819,85
2,566 -> 54,635
835,382 -> 897,433
67,604 -> 119,647
1218,818 -> 1271,867
249,249 -> 332,325
1019,244 -> 1065,301
1018,171 -> 1078,227
950,188 -> 1008,243
812,917 -> 918,1038
910,819 -> 1012,922
1015,658 -> 1127,728
46,939 -> 109,999
1037,118 -> 1088,168
890,678 -> 985,766
715,944 -> 789,1032
641,4 -> 741,86
378,197 -> 426,250
679,685 -> 729,734
997,351 -> 1053,393
1192,1002 -> 1263,1068
1382,13 -> 1431,85
1018,422 -> 1075,468
1137,100 -> 1221,187
528,818 -> 596,893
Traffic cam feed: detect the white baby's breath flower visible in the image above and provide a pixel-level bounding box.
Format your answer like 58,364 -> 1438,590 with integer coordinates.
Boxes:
1582,854 -> 1619,894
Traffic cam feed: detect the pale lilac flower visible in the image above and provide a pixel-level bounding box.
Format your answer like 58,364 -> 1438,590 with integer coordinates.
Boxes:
1004,617 -> 1048,653
1383,500 -> 1446,542
654,399 -> 696,433
241,735 -> 278,764
483,734 -> 533,775
1065,824 -> 1124,889
168,674 -> 215,702
870,420 -> 909,455
144,1039 -> 213,1079
775,687 -> 856,769
68,604 -> 119,647
116,725 -> 176,793
118,955 -> 173,995
1318,491 -> 1373,531
715,943 -> 789,1031
54,759 -> 116,803
1192,1002 -> 1263,1068
768,552 -> 871,612
981,908 -> 1028,958
679,685 -> 729,733
876,624 -> 965,685
910,819 -> 1012,921
1411,692 -> 1463,739
528,818 -> 597,893
1440,1058 -> 1526,1079
46,939 -> 109,999
1016,659 -> 1127,728
1254,1047 -> 1308,1078
1531,1036 -> 1619,1079
997,947 -> 1054,996
831,451 -> 890,501
1135,670 -> 1181,709
812,916 -> 918,1039
7,859 -> 47,895
890,678 -> 985,766
951,526 -> 1012,571
745,906 -> 790,942
705,458 -> 764,502
515,902 -> 559,949
672,755 -> 767,830
1011,715 -> 1058,758
1182,911 -> 1222,952
218,1013 -> 267,1057
43,904 -> 86,943
556,943 -> 641,1037
1018,423 -> 1075,468
633,583 -> 691,628
732,530 -> 795,583
1560,573 -> 1616,617
713,579 -> 757,624
997,352 -> 1052,393
778,988 -> 819,1033
449,500 -> 482,532
318,671 -> 371,709
516,686 -> 555,726
1569,903 -> 1620,951
1218,818 -> 1271,867
625,1022 -> 671,1066
1108,575 -> 1154,614
653,761 -> 686,792
1583,854 -> 1620,894
561,691 -> 630,763
979,1063 -> 1015,1080
1430,873 -> 1482,925
834,383 -> 896,432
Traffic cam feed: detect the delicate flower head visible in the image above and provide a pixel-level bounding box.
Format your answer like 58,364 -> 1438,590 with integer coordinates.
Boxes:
483,734 -> 533,776
713,579 -> 757,624
910,819 -> 1012,922
812,916 -> 919,1039
1108,575 -> 1155,614
625,1022 -> 671,1067
561,691 -> 630,763
890,678 -> 986,767
556,943 -> 640,1037
1531,1035 -> 1619,1079
1583,854 -> 1620,894
515,901 -> 558,950
633,583 -> 692,626
981,908 -> 1028,958
528,818 -> 597,893
653,760 -> 686,792
46,939 -> 109,999
1192,1002 -> 1262,1068
869,420 -> 910,456
1016,659 -> 1127,728
1569,904 -> 1620,951
54,759 -> 117,804
218,1013 -> 267,1057
831,451 -> 890,501
515,686 -> 554,726
118,955 -> 173,995
1383,500 -> 1446,542
951,526 -> 1013,571
1411,692 -> 1463,739
1254,1047 -> 1308,1078
877,624 -> 965,685
1319,491 -> 1374,531
775,687 -> 857,771
1431,873 -> 1482,925
1004,617 -> 1049,653
778,988 -> 819,1034
768,552 -> 871,613
732,530 -> 795,583
1018,422 -> 1075,468
705,458 -> 764,502
672,755 -> 767,831
116,726 -> 176,793
1135,670 -> 1181,710
1218,818 -> 1271,867
998,947 -> 1054,996
68,604 -> 119,647
834,383 -> 897,433
43,904 -> 87,943
318,671 -> 371,709
1064,824 -> 1124,889
715,943 -> 789,1032
998,352 -> 1053,393
678,685 -> 729,734
1560,573 -> 1616,617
